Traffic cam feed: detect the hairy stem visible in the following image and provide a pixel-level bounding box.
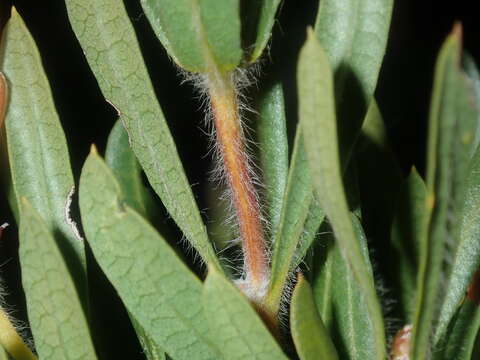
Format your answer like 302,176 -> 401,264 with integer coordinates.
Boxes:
207,70 -> 269,294
0,307 -> 37,360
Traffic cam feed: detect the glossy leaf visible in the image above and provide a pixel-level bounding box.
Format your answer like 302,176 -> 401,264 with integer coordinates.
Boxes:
203,268 -> 287,360
291,275 -> 338,360
65,0 -> 220,269
2,10 -> 86,296
141,0 -> 242,73
435,141 -> 480,343
257,82 -> 288,234
298,30 -> 386,360
267,125 -> 323,310
19,199 -> 96,360
412,26 -> 478,357
390,169 -> 427,321
79,151 -> 221,360
313,216 -> 380,360
315,0 -> 394,165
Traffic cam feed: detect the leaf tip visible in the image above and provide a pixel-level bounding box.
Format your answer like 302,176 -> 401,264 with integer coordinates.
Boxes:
89,144 -> 99,156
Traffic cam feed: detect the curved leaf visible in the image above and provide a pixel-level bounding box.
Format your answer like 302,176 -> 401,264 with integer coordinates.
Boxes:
247,0 -> 282,62
291,275 -> 338,360
79,150 -> 221,360
141,0 -> 242,73
2,10 -> 86,297
298,30 -> 386,360
203,269 -> 287,360
390,169 -> 427,321
105,120 -> 158,219
267,125 -> 323,310
257,82 -> 288,234
411,26 -> 479,358
315,0 -> 393,165
19,199 -> 96,360
313,216 -> 380,360
65,0 -> 220,270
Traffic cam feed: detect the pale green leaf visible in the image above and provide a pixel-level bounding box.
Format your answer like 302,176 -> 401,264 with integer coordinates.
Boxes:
291,275 -> 338,360
412,27 -> 478,357
257,82 -> 288,234
105,120 -> 158,219
19,199 -> 96,360
1,10 -> 86,297
313,216 -> 380,360
298,30 -> 386,360
65,0 -> 220,269
315,0 -> 393,165
390,169 -> 427,321
0,307 -> 37,360
203,269 -> 287,360
0,345 -> 7,360
79,151 -> 221,360
140,0 -> 242,73
129,315 -> 166,360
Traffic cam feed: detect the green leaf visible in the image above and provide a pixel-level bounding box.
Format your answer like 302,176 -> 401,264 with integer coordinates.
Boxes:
65,0 -> 220,270
246,0 -> 282,62
140,0 -> 242,73
313,216 -> 380,360
19,199 -> 96,360
463,54 -> 480,151
0,345 -> 7,360
390,169 -> 427,321
435,141 -> 480,343
291,275 -> 338,360
315,0 -> 394,165
79,150 -> 221,360
411,26 -> 478,358
267,125 -> 323,310
440,273 -> 480,360
257,82 -> 288,234
129,315 -> 166,360
298,30 -> 386,360
203,268 -> 287,360
105,120 -> 158,219
1,9 -> 86,297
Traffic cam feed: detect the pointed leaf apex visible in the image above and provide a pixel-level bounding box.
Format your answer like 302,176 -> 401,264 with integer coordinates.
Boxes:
89,144 -> 98,156
451,22 -> 463,41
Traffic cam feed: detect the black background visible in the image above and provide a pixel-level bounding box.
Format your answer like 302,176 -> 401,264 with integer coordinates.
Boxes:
1,1 -> 479,358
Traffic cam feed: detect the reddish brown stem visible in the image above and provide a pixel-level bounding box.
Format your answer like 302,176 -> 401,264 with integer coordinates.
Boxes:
208,71 -> 268,293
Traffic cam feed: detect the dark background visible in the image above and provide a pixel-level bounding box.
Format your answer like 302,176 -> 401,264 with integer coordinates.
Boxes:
1,1 -> 479,358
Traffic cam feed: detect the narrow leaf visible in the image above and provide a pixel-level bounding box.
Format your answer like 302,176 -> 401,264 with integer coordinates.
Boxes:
298,29 -> 386,360
65,0 -> 220,269
435,138 -> 480,342
440,272 -> 480,360
0,307 -> 37,360
2,9 -> 86,296
19,199 -> 96,360
105,120 -> 158,219
463,54 -> 480,151
291,275 -> 338,360
203,268 -> 287,360
140,0 -> 242,72
79,150 -> 221,360
267,125 -> 323,310
412,26 -> 478,357
0,345 -> 7,360
390,169 -> 427,321
246,0 -> 282,62
313,216 -> 380,360
257,82 -> 288,233
315,0 -> 394,165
